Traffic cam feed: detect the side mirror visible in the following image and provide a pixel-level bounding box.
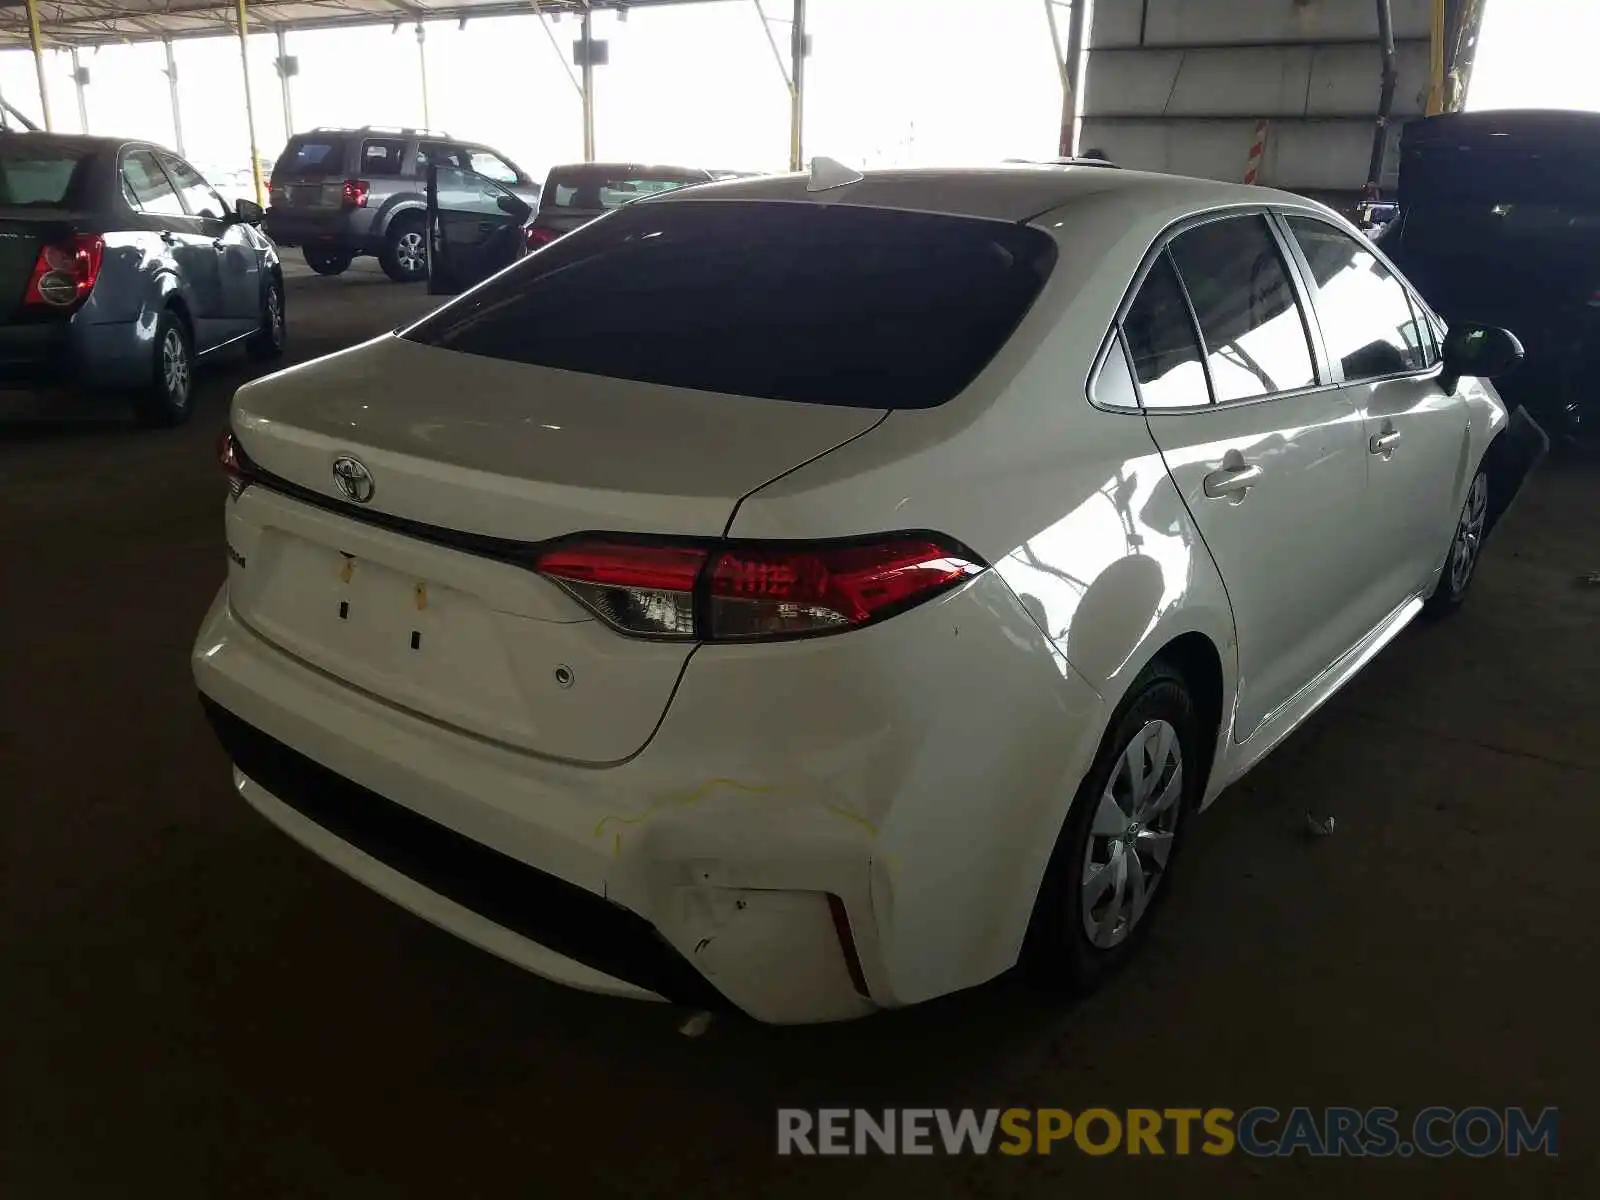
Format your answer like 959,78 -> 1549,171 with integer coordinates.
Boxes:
1440,323 -> 1524,394
495,192 -> 528,218
234,198 -> 265,225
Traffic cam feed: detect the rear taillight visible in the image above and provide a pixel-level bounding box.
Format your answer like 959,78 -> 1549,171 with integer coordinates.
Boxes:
218,430 -> 249,498
23,234 -> 104,309
533,535 -> 985,642
342,179 -> 370,208
525,225 -> 558,250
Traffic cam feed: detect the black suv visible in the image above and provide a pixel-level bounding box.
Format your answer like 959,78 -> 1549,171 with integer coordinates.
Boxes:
266,126 -> 542,282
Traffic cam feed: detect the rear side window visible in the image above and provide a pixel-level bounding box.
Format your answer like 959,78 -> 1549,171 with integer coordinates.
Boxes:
360,138 -> 406,177
405,199 -> 1057,409
543,167 -> 706,210
122,149 -> 185,217
275,136 -> 346,178
1167,215 -> 1316,402
1122,254 -> 1210,410
0,143 -> 91,207
1286,216 -> 1430,382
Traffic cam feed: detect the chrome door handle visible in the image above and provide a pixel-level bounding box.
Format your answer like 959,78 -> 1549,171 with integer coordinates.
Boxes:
1370,430 -> 1402,454
1202,463 -> 1264,499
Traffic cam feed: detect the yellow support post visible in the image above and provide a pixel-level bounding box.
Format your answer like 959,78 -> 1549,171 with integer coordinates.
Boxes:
236,0 -> 266,208
24,0 -> 52,131
1427,0 -> 1447,116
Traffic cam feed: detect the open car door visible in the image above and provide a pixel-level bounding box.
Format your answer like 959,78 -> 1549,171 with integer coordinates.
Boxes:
426,164 -> 532,296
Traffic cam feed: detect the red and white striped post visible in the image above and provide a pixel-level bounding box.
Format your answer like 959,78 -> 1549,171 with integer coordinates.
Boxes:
1243,118 -> 1270,185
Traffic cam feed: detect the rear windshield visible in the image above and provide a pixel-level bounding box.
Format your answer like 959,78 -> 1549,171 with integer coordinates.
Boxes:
543,166 -> 707,210
403,199 -> 1057,409
0,143 -> 91,207
274,135 -> 347,178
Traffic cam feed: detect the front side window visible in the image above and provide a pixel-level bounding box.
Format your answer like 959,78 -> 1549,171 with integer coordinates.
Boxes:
1167,215 -> 1317,402
404,199 -> 1057,409
418,142 -> 469,171
468,149 -> 519,185
1286,216 -> 1430,382
1122,253 -> 1210,410
159,154 -> 229,220
122,150 -> 185,217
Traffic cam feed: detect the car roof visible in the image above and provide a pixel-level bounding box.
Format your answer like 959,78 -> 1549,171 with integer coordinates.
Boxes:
651,163 -> 1306,224
0,131 -> 132,154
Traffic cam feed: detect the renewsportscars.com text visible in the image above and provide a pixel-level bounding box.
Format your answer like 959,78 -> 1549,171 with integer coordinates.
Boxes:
777,1106 -> 1559,1158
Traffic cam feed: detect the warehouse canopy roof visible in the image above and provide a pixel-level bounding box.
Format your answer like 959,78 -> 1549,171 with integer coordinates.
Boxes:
0,1 -> 733,50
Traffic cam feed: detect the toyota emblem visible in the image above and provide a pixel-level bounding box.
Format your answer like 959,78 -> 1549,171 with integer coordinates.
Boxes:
332,456 -> 375,504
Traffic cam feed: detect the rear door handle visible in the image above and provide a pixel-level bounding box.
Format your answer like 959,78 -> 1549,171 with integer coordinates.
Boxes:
159,230 -> 176,244
1202,463 -> 1264,499
1370,430 -> 1402,454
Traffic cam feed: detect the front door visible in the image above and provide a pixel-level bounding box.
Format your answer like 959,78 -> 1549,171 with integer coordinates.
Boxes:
161,153 -> 262,342
1129,215 -> 1375,742
425,165 -> 531,296
1282,215 -> 1469,604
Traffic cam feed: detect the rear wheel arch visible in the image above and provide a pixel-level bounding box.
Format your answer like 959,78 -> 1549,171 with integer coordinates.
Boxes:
162,292 -> 193,341
1150,632 -> 1226,802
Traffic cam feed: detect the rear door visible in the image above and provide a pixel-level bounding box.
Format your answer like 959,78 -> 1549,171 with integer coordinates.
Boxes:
1281,214 -> 1467,605
161,152 -> 261,341
1132,212 -> 1374,742
123,147 -> 228,350
424,164 -> 531,295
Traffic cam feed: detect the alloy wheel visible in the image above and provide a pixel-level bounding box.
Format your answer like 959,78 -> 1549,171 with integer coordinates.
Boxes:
1449,472 -> 1489,595
266,286 -> 284,347
396,231 -> 425,274
1081,718 -> 1184,949
162,327 -> 190,408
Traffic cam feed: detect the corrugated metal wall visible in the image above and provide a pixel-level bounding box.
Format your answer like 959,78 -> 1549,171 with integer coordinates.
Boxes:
1082,0 -> 1435,195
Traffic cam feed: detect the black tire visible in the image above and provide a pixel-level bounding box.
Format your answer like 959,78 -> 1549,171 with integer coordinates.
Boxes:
132,310 -> 195,428
1023,659 -> 1200,994
302,246 -> 352,276
246,274 -> 286,361
379,213 -> 427,283
1423,467 -> 1489,618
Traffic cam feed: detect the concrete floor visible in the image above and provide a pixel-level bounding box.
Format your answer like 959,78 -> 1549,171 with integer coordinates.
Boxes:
3,262 -> 1597,1197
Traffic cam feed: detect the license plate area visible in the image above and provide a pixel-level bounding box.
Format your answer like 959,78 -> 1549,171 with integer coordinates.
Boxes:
241,532 -> 530,738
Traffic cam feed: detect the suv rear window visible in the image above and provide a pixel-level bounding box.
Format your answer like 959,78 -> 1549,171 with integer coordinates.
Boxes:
0,142 -> 91,207
404,199 -> 1057,409
275,135 -> 347,178
543,166 -> 708,210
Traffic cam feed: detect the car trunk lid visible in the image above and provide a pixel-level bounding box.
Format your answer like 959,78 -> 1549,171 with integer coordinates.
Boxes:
226,335 -> 885,762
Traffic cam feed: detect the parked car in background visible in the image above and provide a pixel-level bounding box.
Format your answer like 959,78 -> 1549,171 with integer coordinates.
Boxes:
426,161 -> 719,296
266,126 -> 540,283
196,164 -> 1540,1024
1380,109 -> 1600,440
524,162 -> 714,250
0,132 -> 283,426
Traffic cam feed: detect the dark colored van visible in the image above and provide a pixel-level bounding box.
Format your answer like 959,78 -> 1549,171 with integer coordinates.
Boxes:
1380,109 -> 1600,438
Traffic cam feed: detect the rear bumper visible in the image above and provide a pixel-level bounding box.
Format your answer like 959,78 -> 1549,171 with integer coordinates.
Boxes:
266,209 -> 380,253
192,566 -> 1105,1023
0,315 -> 144,393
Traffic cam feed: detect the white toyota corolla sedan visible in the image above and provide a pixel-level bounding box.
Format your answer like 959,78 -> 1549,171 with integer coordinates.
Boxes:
194,162 -> 1536,1023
